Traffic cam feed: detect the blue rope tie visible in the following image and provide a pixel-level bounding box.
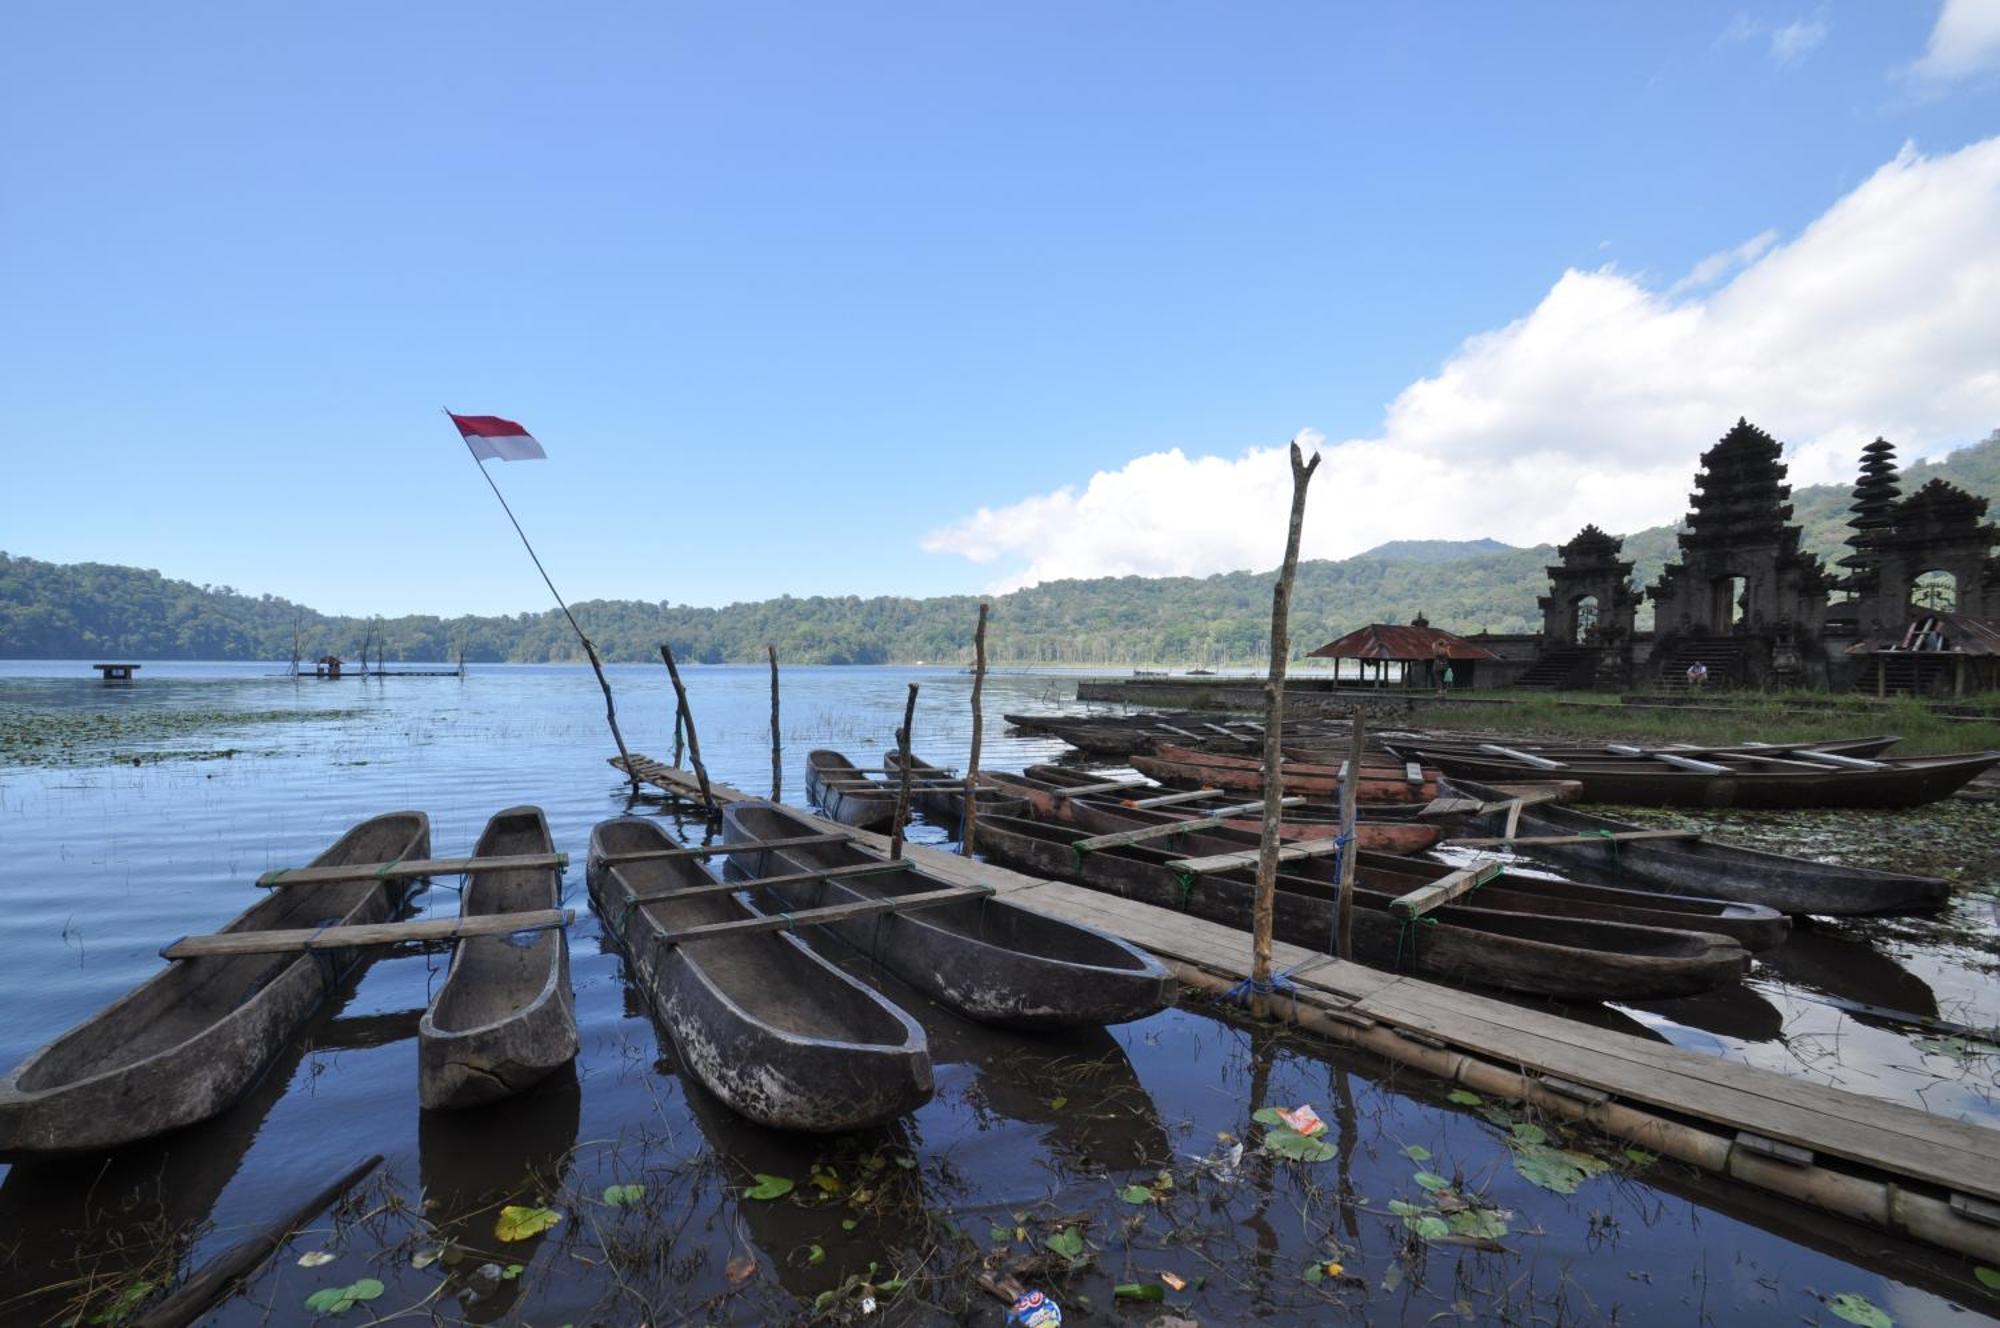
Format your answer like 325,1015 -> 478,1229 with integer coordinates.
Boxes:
1322,832 -> 1354,953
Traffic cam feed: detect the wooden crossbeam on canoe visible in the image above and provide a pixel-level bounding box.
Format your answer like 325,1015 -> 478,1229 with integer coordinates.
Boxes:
597,832 -> 852,865
654,885 -> 992,946
840,766 -> 960,775
618,860 -> 906,908
1779,749 -> 1890,771
1390,859 -> 1504,918
1125,787 -> 1227,809
1649,752 -> 1729,774
1418,795 -> 1485,819
1478,744 -> 1566,770
1404,761 -> 1424,785
257,853 -> 568,888
1166,836 -> 1350,875
1045,777 -> 1156,797
1440,829 -> 1703,849
163,909 -> 573,959
1072,797 -> 1306,851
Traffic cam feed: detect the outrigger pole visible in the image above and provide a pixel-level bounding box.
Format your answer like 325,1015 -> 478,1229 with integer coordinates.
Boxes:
447,408 -> 640,795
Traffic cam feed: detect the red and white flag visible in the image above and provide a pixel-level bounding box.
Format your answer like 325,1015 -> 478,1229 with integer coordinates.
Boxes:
449,412 -> 547,462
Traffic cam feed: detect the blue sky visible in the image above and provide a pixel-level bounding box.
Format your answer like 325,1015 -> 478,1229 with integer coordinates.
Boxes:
4,3 -> 1999,614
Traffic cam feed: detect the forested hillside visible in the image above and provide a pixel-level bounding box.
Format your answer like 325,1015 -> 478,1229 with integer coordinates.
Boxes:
4,431 -> 1994,665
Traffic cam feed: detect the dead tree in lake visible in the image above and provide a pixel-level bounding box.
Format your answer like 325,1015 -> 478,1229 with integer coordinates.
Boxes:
659,642 -> 716,818
889,683 -> 919,861
961,603 -> 990,857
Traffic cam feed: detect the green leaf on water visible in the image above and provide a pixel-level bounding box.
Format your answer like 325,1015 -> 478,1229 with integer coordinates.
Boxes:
1623,1148 -> 1660,1166
1262,1127 -> 1336,1162
1825,1291 -> 1893,1327
1978,1266 -> 2000,1290
1412,1215 -> 1451,1239
843,1219 -> 858,1232
1113,1283 -> 1164,1301
1511,1145 -> 1605,1195
496,1205 -> 562,1241
743,1174 -> 795,1201
1446,1207 -> 1511,1239
1048,1096 -> 1068,1110
1387,1199 -> 1423,1217
1303,1261 -> 1325,1285
1251,1106 -> 1287,1126
411,1248 -> 441,1269
296,1250 -> 336,1268
1413,1170 -> 1450,1192
500,1265 -> 524,1280
1510,1122 -> 1547,1146
808,1244 -> 826,1266
1400,1144 -> 1432,1161
1118,1184 -> 1154,1205
304,1288 -> 353,1315
602,1183 -> 645,1207
1446,1090 -> 1482,1106
87,1281 -> 154,1325
1044,1226 -> 1086,1262
989,1223 -> 1011,1242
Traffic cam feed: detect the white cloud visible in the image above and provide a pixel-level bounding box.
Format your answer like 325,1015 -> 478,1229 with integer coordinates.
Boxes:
923,137 -> 2000,592
1770,14 -> 1828,64
1667,228 -> 1778,295
1905,0 -> 2000,85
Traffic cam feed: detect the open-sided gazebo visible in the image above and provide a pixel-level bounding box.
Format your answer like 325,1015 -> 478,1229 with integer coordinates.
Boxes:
1307,617 -> 1499,689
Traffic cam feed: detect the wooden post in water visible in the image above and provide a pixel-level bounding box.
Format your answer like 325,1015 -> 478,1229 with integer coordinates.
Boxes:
658,642 -> 716,818
961,602 -> 989,857
672,703 -> 686,768
1249,438 -> 1321,1016
1336,709 -> 1363,960
889,683 -> 919,861
768,643 -> 782,800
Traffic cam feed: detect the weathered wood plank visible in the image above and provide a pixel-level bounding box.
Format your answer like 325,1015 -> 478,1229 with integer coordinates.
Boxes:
1166,835 -> 1349,874
1388,859 -> 1503,917
257,853 -> 566,888
597,832 -> 851,864
1072,798 -> 1306,850
1440,829 -> 1703,849
164,909 -> 572,959
1478,744 -> 1566,770
657,885 -> 991,945
1127,788 -> 1227,809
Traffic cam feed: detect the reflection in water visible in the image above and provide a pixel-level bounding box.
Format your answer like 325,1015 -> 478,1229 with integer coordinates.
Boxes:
1628,982 -> 1788,1044
0,974 -> 381,1324
1755,922 -> 1941,1032
417,1066 -> 581,1324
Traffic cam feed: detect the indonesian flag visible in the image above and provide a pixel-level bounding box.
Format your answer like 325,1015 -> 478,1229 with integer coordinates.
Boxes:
449,412 -> 547,462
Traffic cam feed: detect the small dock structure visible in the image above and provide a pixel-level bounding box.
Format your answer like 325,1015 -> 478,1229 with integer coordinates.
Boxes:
613,750 -> 2000,1266
91,663 -> 140,683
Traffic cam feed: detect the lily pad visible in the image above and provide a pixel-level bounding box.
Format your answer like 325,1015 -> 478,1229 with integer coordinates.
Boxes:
1262,1127 -> 1336,1162
1413,1170 -> 1451,1192
1446,1089 -> 1483,1106
808,1244 -> 826,1265
743,1174 -> 795,1201
602,1183 -> 645,1207
1251,1106 -> 1288,1126
1446,1207 -> 1511,1239
1623,1148 -> 1660,1166
496,1205 -> 562,1241
1510,1122 -> 1547,1146
1978,1266 -> 2000,1290
1045,1226 -> 1086,1263
87,1282 -> 154,1325
1511,1144 -> 1607,1195
1824,1291 -> 1893,1327
1400,1143 -> 1432,1161
1412,1215 -> 1450,1239
302,1279 -> 383,1316
1118,1184 -> 1154,1205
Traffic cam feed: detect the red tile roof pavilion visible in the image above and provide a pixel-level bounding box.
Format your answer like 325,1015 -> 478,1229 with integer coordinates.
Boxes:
1308,622 -> 1499,662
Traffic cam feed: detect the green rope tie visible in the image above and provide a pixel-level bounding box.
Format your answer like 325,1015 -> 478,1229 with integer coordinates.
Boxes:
1591,829 -> 1621,869
375,858 -> 403,880
1395,913 -> 1438,971
1173,868 -> 1198,910
1070,842 -> 1088,871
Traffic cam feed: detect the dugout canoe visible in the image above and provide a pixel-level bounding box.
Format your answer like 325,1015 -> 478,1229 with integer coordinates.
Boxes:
1438,775 -> 1949,915
881,750 -> 1032,822
1391,745 -> 2000,810
0,812 -> 430,1155
1130,752 -> 1434,803
969,813 -> 1746,1001
586,817 -> 932,1131
1028,796 -> 1788,950
806,749 -> 900,830
418,806 -> 578,1110
721,800 -> 1174,1028
1372,735 -> 1905,764
997,768 -> 1444,854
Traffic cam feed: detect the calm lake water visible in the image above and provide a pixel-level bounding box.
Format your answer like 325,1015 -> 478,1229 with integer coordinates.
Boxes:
0,661 -> 1995,1326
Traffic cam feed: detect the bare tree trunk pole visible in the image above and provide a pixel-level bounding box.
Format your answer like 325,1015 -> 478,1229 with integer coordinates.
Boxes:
672,704 -> 685,768
1250,438 -> 1322,1016
587,639 -> 641,796
961,603 -> 989,857
889,683 -> 920,861
658,642 -> 715,818
1336,709 -> 1364,960
768,643 -> 782,801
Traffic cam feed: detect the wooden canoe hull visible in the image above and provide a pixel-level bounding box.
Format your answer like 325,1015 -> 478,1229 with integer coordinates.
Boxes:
1130,753 -> 1434,803
1396,748 -> 2000,810
0,813 -> 430,1156
586,818 -> 933,1131
806,749 -> 900,829
418,807 -> 578,1110
1043,798 -> 1789,951
721,801 -> 1174,1029
881,750 -> 1032,823
1439,776 -> 1950,916
971,814 -> 1746,1002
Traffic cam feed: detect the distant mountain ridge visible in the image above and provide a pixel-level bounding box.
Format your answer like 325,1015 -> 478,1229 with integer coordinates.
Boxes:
3,430 -> 1995,666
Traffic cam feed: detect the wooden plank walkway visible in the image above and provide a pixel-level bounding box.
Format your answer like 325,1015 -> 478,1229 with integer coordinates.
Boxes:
608,753 -> 2000,1211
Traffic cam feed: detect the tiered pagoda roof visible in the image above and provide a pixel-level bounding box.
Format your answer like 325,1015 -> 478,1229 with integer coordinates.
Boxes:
1681,418 -> 1795,550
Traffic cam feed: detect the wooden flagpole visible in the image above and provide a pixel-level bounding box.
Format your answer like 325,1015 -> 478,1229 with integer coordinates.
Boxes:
447,409 -> 639,795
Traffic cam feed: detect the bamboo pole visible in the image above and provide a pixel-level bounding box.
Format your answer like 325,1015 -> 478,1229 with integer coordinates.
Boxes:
889,683 -> 919,861
658,642 -> 716,818
961,603 -> 989,858
448,411 -> 640,795
1249,438 -> 1321,1016
1336,711 -> 1363,959
768,643 -> 782,800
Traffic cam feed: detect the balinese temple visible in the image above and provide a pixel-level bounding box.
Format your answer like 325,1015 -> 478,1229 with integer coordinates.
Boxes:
1521,418 -> 2000,696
